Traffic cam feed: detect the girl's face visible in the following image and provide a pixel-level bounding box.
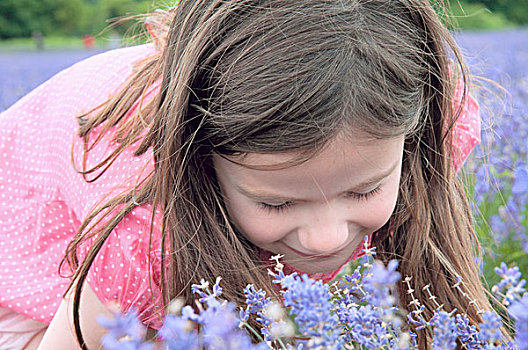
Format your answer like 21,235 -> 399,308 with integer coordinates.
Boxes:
213,134 -> 405,273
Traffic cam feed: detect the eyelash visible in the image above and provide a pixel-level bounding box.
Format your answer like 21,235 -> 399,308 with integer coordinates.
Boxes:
257,186 -> 382,213
345,186 -> 382,201
257,201 -> 292,213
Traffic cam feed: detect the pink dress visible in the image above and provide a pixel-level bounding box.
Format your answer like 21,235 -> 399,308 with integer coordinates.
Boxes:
0,42 -> 481,333
0,43 -> 166,330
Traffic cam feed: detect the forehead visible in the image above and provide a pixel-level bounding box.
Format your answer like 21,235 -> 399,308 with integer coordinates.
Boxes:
214,134 -> 405,197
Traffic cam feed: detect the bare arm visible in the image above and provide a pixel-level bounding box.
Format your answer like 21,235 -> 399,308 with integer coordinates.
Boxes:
37,282 -> 113,350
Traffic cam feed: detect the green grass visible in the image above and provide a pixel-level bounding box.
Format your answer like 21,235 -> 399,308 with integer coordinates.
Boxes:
461,167 -> 528,290
0,35 -> 118,52
0,33 -> 153,52
448,3 -> 515,31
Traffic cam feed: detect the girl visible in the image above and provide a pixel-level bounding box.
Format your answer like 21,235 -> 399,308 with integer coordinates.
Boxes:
0,0 -> 487,349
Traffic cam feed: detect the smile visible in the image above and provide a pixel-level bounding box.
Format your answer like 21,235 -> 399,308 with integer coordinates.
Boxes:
284,244 -> 347,259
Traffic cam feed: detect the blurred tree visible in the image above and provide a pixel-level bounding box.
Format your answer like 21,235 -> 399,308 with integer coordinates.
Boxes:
0,0 -> 83,38
51,0 -> 84,35
0,0 -> 162,39
77,0 -> 163,38
0,0 -> 34,38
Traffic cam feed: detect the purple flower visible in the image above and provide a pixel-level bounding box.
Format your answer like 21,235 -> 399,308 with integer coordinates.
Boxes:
477,311 -> 503,345
341,265 -> 363,297
456,313 -> 481,350
495,262 -> 523,288
489,215 -> 510,242
509,293 -> 528,349
241,284 -> 270,320
337,259 -> 404,348
200,300 -> 255,349
96,252 -> 526,349
512,163 -> 528,195
362,260 -> 400,308
457,30 -> 528,252
431,309 -> 458,350
240,284 -> 277,341
97,308 -> 152,350
340,304 -> 391,347
158,315 -> 200,350
279,273 -> 343,349
494,262 -> 527,305
189,277 -> 263,349
474,163 -> 492,204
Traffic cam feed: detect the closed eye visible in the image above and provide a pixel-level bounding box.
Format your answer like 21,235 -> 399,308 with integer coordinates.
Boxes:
345,186 -> 381,201
256,186 -> 382,213
256,201 -> 293,213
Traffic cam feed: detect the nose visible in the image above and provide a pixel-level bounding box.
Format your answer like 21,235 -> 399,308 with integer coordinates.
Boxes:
297,206 -> 350,255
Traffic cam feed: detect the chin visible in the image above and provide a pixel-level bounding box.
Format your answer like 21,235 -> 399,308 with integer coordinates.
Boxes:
283,255 -> 349,274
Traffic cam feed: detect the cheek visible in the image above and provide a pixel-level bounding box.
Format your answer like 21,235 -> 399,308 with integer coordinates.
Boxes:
357,182 -> 399,231
361,197 -> 396,230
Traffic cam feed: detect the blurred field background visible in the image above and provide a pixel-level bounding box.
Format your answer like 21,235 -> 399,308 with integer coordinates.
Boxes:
0,0 -> 527,297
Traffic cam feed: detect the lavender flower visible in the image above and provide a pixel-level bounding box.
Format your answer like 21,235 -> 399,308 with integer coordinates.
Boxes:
339,304 -> 390,348
189,277 -> 265,349
456,313 -> 481,350
477,311 -> 503,345
493,262 -> 527,306
362,260 -> 400,308
98,253 -> 527,349
431,309 -> 458,350
0,50 -> 105,112
278,273 -> 343,349
240,284 -> 292,342
337,256 -> 404,347
457,30 -> 528,253
509,293 -> 528,349
200,300 -> 256,349
512,163 -> 528,195
158,314 -> 200,350
242,284 -> 270,316
97,308 -> 152,350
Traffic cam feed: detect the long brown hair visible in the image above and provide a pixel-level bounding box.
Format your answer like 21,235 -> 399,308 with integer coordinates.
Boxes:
61,1 -> 495,348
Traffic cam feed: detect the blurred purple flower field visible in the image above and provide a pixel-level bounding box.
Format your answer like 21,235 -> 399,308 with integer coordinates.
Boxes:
452,30 -> 528,263
0,49 -> 105,111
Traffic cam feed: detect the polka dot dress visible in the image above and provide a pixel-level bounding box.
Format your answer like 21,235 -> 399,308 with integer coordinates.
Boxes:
452,79 -> 481,173
0,43 -> 166,329
0,42 -> 481,330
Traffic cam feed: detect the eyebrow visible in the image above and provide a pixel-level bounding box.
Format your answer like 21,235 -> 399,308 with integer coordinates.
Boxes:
236,159 -> 400,202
